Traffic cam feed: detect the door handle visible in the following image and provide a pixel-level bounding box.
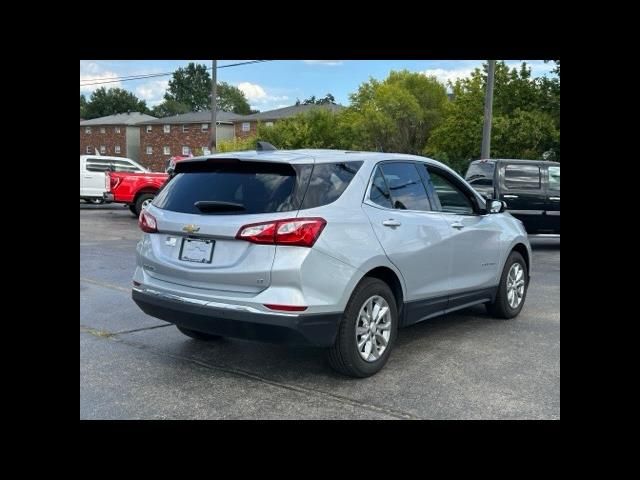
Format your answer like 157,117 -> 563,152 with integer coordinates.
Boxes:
382,219 -> 401,227
83,175 -> 93,178
451,222 -> 465,230
550,196 -> 560,201
503,194 -> 518,199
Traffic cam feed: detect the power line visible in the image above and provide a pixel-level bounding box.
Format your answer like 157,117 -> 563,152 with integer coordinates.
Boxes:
80,60 -> 272,87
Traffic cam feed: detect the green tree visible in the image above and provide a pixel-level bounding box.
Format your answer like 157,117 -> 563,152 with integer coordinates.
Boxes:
256,109 -> 348,149
164,63 -> 252,114
217,135 -> 260,153
164,63 -> 211,111
150,99 -> 191,118
346,70 -> 448,154
300,93 -> 336,105
426,61 -> 560,173
217,82 -> 252,114
83,87 -> 149,119
80,94 -> 87,118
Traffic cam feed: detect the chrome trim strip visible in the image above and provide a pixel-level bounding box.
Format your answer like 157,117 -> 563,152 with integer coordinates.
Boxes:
508,209 -> 545,215
133,286 -> 300,317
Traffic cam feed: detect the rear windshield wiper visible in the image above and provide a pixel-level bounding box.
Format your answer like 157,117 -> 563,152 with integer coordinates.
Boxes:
194,201 -> 246,212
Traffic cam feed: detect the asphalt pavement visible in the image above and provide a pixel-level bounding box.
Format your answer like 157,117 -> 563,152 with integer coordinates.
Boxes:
80,201 -> 560,419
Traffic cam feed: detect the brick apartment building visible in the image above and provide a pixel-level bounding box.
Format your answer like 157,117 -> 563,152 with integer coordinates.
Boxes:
136,111 -> 246,171
235,103 -> 344,138
80,112 -> 157,163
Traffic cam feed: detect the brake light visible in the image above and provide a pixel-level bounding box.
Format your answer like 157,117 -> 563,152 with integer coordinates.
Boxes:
110,175 -> 121,191
264,304 -> 308,312
236,217 -> 326,247
138,210 -> 158,233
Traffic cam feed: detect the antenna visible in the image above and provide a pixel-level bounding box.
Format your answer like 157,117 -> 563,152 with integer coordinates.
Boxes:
256,141 -> 277,151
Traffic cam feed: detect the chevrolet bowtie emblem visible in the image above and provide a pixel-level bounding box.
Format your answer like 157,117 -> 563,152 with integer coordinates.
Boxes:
182,224 -> 200,234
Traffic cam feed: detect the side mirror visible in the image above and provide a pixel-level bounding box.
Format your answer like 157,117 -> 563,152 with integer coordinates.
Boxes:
490,200 -> 507,214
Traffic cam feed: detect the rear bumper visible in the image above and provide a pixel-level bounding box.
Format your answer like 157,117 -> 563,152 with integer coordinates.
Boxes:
103,193 -> 115,202
132,289 -> 342,347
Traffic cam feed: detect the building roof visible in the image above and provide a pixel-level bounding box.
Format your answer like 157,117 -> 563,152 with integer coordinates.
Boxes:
245,103 -> 344,121
139,110 -> 247,125
80,112 -> 157,126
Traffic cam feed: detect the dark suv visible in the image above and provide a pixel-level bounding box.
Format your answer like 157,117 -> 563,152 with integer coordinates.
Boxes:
465,159 -> 560,234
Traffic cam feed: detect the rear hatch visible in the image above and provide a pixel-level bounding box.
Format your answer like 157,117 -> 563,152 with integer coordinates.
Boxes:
142,158 -> 313,294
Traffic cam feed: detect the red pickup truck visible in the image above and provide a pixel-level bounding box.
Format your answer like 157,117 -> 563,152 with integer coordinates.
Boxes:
104,171 -> 169,216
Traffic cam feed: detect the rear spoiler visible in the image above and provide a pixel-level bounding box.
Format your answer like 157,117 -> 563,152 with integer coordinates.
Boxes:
174,157 -> 295,175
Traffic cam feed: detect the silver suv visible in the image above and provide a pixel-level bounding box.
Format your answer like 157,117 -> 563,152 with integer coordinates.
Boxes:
132,149 -> 531,377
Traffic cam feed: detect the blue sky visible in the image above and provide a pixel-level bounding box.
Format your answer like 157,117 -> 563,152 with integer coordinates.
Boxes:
80,60 -> 556,112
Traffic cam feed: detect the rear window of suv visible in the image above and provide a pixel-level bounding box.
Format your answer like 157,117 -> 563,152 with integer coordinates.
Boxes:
153,159 -> 362,215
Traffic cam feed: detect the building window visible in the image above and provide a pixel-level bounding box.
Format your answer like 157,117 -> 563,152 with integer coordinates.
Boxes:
85,127 -> 92,134
265,121 -> 274,127
100,146 -> 106,154
182,125 -> 189,133
146,146 -> 153,155
163,146 -> 170,155
114,145 -> 121,154
146,125 -> 152,133
242,122 -> 251,132
86,146 -> 92,154
100,127 -> 106,134
182,146 -> 190,156
115,126 -> 121,133
163,124 -> 170,133
201,123 -> 209,131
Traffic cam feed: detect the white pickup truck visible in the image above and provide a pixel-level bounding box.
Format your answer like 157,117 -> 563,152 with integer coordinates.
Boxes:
80,155 -> 148,204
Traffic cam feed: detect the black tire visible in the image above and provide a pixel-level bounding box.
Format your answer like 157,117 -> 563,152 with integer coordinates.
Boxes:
128,204 -> 137,215
327,277 -> 398,378
176,326 -> 223,341
487,251 -> 528,319
133,193 -> 155,217
88,198 -> 104,205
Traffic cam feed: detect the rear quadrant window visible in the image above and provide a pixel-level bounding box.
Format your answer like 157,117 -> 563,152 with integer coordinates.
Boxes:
300,162 -> 363,209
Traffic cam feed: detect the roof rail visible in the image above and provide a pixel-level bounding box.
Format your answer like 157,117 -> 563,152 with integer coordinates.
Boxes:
256,141 -> 277,151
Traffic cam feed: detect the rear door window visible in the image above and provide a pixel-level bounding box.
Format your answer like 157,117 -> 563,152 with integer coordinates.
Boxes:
85,158 -> 111,172
369,167 -> 393,209
504,164 -> 541,189
379,163 -> 431,211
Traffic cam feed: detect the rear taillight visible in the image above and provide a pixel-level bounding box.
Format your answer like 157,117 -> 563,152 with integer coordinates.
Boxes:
110,176 -> 121,191
138,210 -> 158,233
236,217 -> 326,248
105,172 -> 110,192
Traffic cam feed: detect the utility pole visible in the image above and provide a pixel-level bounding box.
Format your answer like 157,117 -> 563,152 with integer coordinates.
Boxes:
209,59 -> 217,152
481,60 -> 496,159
